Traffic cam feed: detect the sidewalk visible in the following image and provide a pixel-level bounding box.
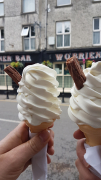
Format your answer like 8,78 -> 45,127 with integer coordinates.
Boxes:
0,94 -> 70,104
0,94 -> 17,100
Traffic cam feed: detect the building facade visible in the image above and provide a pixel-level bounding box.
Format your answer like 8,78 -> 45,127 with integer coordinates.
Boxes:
0,0 -> 101,93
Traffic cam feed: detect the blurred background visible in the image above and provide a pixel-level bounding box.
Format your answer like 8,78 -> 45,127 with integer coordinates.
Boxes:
0,0 -> 101,179
0,0 -> 101,96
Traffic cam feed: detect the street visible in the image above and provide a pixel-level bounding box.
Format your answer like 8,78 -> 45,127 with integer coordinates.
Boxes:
0,99 -> 79,180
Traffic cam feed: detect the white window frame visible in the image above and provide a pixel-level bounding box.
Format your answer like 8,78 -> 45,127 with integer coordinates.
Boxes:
57,0 -> 71,6
93,18 -> 101,46
93,0 -> 101,1
21,27 -> 29,36
0,29 -> 4,52
22,0 -> 35,13
56,21 -> 71,48
23,26 -> 36,51
0,63 -> 13,89
0,0 -> 4,16
53,62 -> 73,92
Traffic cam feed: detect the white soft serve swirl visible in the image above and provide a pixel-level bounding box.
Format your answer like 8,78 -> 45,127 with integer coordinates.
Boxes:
68,62 -> 101,128
17,63 -> 62,126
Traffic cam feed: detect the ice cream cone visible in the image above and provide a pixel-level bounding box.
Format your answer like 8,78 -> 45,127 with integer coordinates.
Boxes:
24,119 -> 56,133
78,124 -> 101,147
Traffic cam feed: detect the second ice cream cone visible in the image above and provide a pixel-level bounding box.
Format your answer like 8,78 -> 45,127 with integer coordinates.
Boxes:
78,124 -> 101,147
24,119 -> 56,133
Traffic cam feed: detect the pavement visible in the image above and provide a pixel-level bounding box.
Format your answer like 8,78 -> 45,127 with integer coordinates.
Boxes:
0,94 -> 70,104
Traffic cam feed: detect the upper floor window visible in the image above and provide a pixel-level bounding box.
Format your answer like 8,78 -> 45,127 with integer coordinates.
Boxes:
0,29 -> 4,52
23,0 -> 35,13
21,26 -> 35,51
93,18 -> 101,45
56,21 -> 71,48
57,0 -> 71,6
0,0 -> 4,16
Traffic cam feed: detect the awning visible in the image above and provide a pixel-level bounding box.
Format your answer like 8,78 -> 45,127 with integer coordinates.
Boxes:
21,27 -> 29,36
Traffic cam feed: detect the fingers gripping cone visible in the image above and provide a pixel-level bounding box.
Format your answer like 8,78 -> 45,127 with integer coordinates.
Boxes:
78,125 -> 101,147
24,119 -> 55,133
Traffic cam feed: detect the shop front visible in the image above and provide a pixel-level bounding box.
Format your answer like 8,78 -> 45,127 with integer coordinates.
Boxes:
43,48 -> 101,93
0,52 -> 42,92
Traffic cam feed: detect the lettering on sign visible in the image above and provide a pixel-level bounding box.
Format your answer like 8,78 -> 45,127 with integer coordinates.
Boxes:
0,56 -> 12,62
15,55 -> 31,61
95,52 -> 101,58
78,53 -> 84,59
0,55 -> 32,62
55,51 -> 101,61
64,53 -> 71,60
55,54 -> 63,61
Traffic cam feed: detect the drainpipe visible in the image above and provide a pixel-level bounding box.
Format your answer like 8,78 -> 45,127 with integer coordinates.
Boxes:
45,0 -> 48,51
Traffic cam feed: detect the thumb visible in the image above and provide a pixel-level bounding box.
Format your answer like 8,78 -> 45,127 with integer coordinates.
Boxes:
7,130 -> 50,165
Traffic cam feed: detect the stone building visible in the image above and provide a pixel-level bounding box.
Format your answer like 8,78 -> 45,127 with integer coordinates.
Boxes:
0,0 -> 101,93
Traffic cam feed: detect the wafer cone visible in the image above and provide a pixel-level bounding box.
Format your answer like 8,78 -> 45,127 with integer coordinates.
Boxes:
24,119 -> 56,133
78,124 -> 101,147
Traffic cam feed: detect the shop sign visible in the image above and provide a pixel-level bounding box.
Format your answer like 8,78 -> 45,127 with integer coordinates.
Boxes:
15,55 -> 31,61
0,56 -> 12,62
55,51 -> 101,61
0,55 -> 31,62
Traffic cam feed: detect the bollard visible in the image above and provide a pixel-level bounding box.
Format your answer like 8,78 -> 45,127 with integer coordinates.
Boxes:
6,85 -> 9,99
62,87 -> 65,103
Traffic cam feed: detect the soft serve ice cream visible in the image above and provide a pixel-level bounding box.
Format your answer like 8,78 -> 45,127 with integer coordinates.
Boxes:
68,61 -> 101,129
17,63 -> 62,126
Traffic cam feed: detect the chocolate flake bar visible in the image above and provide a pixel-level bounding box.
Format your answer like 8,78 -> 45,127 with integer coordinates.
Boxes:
4,65 -> 22,85
66,56 -> 86,90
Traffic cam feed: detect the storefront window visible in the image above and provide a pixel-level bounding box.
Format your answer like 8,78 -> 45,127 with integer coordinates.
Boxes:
64,76 -> 73,88
0,64 -> 4,74
54,62 -> 73,88
55,64 -> 62,74
57,76 -> 62,87
0,64 -> 12,86
64,63 -> 70,75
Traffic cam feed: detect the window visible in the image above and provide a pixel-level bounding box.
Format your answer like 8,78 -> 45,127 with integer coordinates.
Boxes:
21,26 -> 35,51
0,29 -> 4,52
93,18 -> 101,45
0,64 -> 12,86
56,21 -> 71,48
0,0 -> 4,16
23,0 -> 35,13
54,63 -> 73,88
57,0 -> 71,6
